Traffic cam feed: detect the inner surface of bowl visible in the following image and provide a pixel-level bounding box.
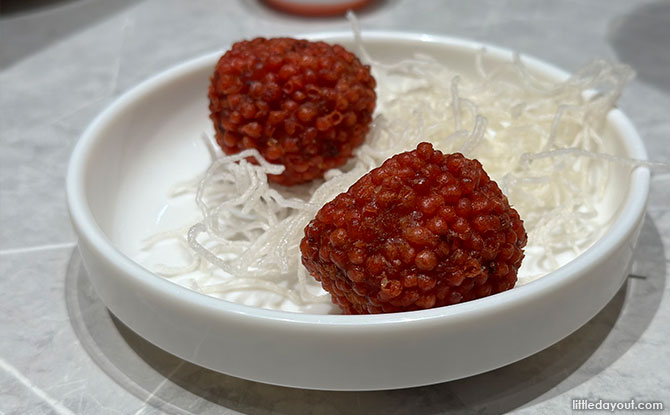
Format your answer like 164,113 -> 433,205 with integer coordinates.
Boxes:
106,33 -> 633,313
67,32 -> 649,390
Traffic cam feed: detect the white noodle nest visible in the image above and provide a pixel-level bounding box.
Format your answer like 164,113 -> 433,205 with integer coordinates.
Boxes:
140,32 -> 661,311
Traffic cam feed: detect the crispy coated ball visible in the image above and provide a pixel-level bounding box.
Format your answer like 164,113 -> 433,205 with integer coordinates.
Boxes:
300,142 -> 527,314
208,37 -> 376,186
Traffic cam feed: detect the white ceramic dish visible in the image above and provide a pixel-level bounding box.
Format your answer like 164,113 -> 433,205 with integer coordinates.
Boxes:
66,32 -> 649,391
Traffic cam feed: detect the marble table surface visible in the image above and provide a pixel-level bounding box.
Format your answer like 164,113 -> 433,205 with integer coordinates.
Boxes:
1,0 -> 669,413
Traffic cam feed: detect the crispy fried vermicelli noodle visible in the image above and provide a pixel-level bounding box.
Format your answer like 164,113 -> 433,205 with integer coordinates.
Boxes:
140,27 -> 663,311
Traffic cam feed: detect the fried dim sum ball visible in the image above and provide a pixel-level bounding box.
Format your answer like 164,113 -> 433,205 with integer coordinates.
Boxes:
300,142 -> 527,314
209,37 -> 376,185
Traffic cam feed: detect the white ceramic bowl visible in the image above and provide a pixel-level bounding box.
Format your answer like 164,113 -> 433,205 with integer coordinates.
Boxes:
66,32 -> 650,391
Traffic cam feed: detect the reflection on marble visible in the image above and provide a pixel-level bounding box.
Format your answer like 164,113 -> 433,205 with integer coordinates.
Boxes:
0,248 -> 148,415
609,1 -> 670,94
0,7 -> 133,250
0,0 -> 138,68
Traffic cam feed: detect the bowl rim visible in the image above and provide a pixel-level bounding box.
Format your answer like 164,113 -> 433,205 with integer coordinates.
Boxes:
66,30 -> 650,328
